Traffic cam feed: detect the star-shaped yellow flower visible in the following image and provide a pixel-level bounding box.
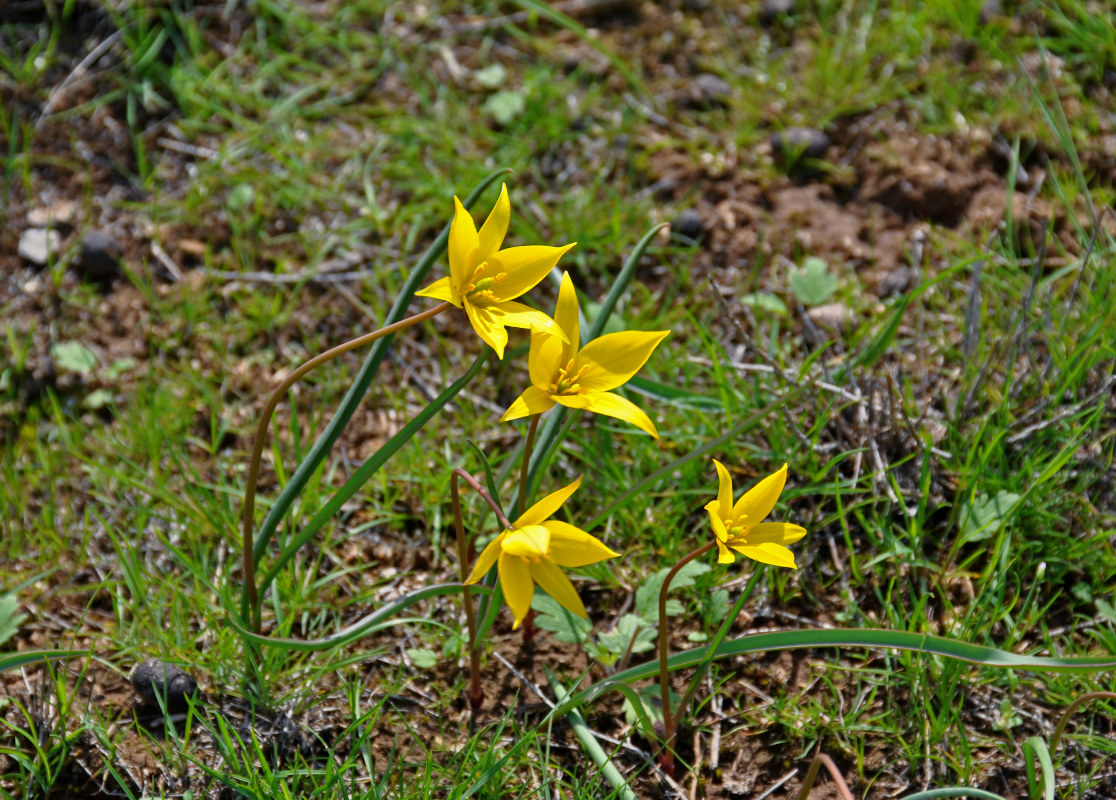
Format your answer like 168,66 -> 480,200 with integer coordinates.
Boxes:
705,460 -> 807,568
500,272 -> 669,436
464,476 -> 619,629
415,184 -> 575,359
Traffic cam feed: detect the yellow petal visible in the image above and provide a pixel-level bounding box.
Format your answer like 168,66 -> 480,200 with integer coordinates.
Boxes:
464,534 -> 505,584
716,538 -> 737,564
488,301 -> 568,342
501,386 -> 555,423
515,475 -> 582,528
463,301 -> 509,359
557,391 -> 658,437
748,521 -> 807,546
732,542 -> 797,569
711,460 -> 733,520
487,243 -> 576,300
448,196 -> 480,290
415,276 -> 461,306
528,326 -> 565,387
575,330 -> 669,393
543,520 -> 620,567
498,552 -> 535,628
732,464 -> 788,525
501,525 -> 550,558
554,272 -> 580,365
476,184 -> 509,263
705,502 -> 729,543
528,558 -> 588,619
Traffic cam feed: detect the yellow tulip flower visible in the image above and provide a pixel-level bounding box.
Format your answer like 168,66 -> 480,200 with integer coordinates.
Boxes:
705,460 -> 807,568
500,272 -> 669,437
415,184 -> 575,359
464,476 -> 619,629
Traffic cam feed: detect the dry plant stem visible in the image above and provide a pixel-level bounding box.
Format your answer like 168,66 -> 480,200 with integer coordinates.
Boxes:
241,301 -> 452,630
1050,691 -> 1116,753
795,753 -> 854,800
450,467 -> 514,714
657,540 -> 716,776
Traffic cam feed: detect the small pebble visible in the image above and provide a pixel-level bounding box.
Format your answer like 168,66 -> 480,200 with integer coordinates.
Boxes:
671,209 -> 705,242
760,0 -> 796,24
18,228 -> 61,266
979,0 -> 1002,23
771,127 -> 831,163
878,266 -> 916,297
130,658 -> 198,710
26,200 -> 77,228
78,229 -> 124,283
688,73 -> 733,108
806,302 -> 852,329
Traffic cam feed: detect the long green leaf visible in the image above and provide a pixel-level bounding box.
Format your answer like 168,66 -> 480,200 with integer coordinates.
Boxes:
1022,736 -> 1055,800
898,791 -> 1010,800
0,650 -> 85,673
229,583 -> 490,651
250,169 -> 511,568
256,351 -> 489,597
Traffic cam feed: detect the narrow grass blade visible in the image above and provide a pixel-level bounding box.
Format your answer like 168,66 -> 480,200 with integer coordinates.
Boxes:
251,169 -> 511,567
547,669 -> 638,800
898,791 -> 1010,800
0,650 -> 85,672
229,583 -> 491,651
256,351 -> 488,597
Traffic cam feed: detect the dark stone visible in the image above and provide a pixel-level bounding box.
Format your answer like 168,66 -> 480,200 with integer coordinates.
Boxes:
77,229 -> 123,283
131,658 -> 198,710
760,0 -> 795,24
671,209 -> 705,242
771,127 -> 831,164
877,266 -> 916,298
688,73 -> 733,108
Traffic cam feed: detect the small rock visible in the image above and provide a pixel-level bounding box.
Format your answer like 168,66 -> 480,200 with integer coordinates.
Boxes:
687,73 -> 733,108
877,266 -> 916,297
771,127 -> 831,163
806,302 -> 852,329
26,200 -> 77,228
671,209 -> 705,242
77,229 -> 124,283
131,658 -> 198,710
760,0 -> 795,24
18,228 -> 61,266
979,0 -> 1002,23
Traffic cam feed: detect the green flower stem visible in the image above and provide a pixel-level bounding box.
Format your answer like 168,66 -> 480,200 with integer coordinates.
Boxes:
515,413 -> 541,519
672,567 -> 764,736
450,467 -> 513,714
241,301 -> 452,628
657,540 -> 716,775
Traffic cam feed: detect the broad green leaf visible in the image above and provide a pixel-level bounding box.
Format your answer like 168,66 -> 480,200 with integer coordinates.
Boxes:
484,90 -> 525,125
789,257 -> 838,306
531,593 -> 591,645
0,594 -> 27,648
406,648 -> 438,669
740,292 -> 788,315
52,341 -> 97,374
597,613 -> 655,658
474,63 -> 507,88
635,561 -> 711,623
960,490 -> 1023,544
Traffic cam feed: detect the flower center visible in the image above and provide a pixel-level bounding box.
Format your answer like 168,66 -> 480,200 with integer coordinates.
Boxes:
549,359 -> 590,396
726,522 -> 748,543
463,262 -> 507,302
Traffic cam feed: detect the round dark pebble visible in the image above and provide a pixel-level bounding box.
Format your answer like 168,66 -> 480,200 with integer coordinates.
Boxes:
131,658 -> 198,710
77,229 -> 123,283
770,126 -> 831,163
688,73 -> 733,108
760,0 -> 796,24
671,209 -> 705,242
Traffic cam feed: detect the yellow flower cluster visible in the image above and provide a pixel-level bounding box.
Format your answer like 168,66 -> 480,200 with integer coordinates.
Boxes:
421,186 -> 806,628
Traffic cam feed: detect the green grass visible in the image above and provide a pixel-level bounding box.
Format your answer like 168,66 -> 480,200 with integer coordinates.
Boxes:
2,0 -> 1115,797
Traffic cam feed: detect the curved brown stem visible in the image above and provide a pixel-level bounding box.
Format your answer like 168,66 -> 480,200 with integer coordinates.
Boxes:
657,540 -> 716,776
241,301 -> 451,630
450,467 -> 514,718
1050,691 -> 1116,753
796,752 -> 854,800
